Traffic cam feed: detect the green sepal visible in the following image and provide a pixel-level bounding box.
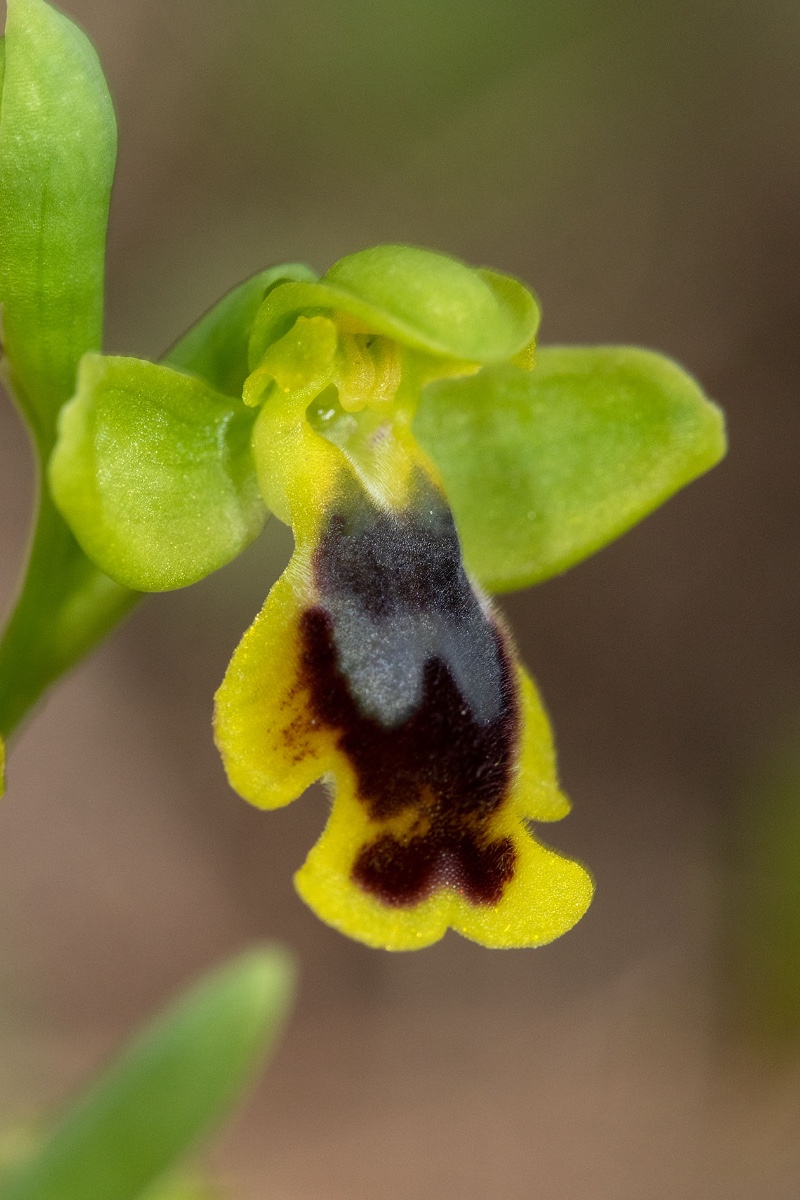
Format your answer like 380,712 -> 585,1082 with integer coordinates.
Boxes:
0,0 -> 116,443
165,263 -> 318,397
415,347 -> 726,592
248,244 -> 538,370
0,947 -> 295,1200
50,355 -> 266,592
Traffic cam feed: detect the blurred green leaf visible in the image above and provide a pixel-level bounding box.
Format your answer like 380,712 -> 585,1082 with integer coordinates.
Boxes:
166,263 -> 318,398
416,347 -> 726,592
0,1126 -> 40,1187
50,356 -> 266,591
0,1134 -> 218,1198
139,1173 -> 219,1200
723,727 -> 800,1045
0,947 -> 295,1200
249,245 -> 538,369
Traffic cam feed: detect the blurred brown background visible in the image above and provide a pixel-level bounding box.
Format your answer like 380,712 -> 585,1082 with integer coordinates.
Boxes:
1,0 -> 799,1196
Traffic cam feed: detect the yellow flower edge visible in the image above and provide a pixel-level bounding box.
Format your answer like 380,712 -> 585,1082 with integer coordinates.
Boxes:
294,743 -> 594,952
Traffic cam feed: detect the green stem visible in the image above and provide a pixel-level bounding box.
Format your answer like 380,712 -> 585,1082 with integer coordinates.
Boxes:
0,426 -> 138,740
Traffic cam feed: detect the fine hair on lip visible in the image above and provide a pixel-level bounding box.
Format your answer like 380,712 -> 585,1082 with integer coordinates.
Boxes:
297,470 -> 521,908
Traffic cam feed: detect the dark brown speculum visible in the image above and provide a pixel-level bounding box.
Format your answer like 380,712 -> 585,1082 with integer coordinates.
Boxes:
299,471 -> 520,907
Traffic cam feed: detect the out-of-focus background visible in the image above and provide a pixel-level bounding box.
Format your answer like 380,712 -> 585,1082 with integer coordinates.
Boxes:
1,0 -> 799,1195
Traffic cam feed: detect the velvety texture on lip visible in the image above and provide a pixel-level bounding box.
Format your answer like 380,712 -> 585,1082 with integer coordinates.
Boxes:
299,472 -> 520,908
214,451 -> 593,950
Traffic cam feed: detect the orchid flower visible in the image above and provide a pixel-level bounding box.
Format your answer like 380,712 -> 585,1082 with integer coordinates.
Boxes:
49,244 -> 724,950
0,0 -> 726,951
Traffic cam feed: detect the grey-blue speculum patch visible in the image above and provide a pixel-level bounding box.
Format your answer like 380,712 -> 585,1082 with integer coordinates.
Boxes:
297,471 -> 520,907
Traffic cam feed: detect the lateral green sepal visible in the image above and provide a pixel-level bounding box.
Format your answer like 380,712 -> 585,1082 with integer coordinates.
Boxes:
415,346 -> 726,592
50,355 -> 266,591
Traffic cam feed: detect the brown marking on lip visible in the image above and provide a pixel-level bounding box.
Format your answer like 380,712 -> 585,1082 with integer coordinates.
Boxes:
295,472 -> 521,908
352,829 -> 516,907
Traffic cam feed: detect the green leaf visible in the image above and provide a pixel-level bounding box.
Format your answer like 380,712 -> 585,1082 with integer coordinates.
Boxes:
50,356 -> 266,592
165,263 -> 318,397
0,0 -> 116,444
0,947 -> 295,1200
248,244 -> 538,369
415,347 -> 726,592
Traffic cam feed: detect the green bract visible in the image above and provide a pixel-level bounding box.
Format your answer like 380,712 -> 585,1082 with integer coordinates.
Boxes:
416,348 -> 726,591
50,356 -> 266,591
0,0 -> 114,433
